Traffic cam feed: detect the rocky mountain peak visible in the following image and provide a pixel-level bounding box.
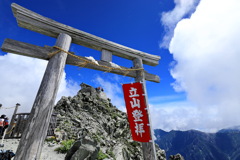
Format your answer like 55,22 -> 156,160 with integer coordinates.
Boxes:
54,83 -> 166,160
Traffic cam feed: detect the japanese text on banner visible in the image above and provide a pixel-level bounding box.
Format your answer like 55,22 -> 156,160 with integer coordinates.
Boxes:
122,82 -> 151,142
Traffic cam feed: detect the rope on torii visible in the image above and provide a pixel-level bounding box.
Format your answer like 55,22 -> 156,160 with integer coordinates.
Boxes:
49,46 -> 144,77
0,106 -> 16,110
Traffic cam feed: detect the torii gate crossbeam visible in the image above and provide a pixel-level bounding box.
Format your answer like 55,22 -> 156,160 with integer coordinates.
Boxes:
2,38 -> 160,83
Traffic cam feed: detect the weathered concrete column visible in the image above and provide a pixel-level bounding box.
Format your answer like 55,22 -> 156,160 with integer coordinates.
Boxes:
14,33 -> 72,160
133,57 -> 157,160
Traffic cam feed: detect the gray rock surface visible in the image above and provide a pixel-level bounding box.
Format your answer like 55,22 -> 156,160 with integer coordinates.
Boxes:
54,83 -> 166,160
169,153 -> 184,160
65,136 -> 99,160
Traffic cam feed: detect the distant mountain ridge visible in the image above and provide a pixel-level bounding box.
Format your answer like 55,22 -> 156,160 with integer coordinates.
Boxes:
218,125 -> 240,133
154,127 -> 240,160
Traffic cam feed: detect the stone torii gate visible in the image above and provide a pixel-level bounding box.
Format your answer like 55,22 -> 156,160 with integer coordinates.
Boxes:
1,3 -> 161,160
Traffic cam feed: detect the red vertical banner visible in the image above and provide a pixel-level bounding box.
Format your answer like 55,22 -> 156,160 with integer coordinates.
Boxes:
122,82 -> 151,142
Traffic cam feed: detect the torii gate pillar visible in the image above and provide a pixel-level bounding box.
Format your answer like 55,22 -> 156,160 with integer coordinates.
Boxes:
14,33 -> 72,160
134,57 -> 157,160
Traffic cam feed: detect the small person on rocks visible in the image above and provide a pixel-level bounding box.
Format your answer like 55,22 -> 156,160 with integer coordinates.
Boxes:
0,116 -> 4,137
96,87 -> 104,92
2,117 -> 9,136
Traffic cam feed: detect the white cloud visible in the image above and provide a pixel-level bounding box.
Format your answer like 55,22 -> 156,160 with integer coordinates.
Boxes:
150,101 -> 199,130
92,75 -> 127,112
149,101 -> 223,132
167,0 -> 240,131
0,54 -> 79,118
160,0 -> 199,48
57,74 -> 80,100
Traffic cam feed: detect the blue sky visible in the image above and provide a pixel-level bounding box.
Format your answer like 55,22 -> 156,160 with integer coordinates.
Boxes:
1,0 -> 240,132
0,0 -> 178,96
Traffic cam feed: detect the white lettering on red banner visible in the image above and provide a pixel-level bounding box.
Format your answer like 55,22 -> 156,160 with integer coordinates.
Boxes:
130,98 -> 140,108
122,82 -> 151,142
132,110 -> 143,122
135,123 -> 145,137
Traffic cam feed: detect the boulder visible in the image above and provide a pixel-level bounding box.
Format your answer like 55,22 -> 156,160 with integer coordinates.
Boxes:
65,136 -> 99,160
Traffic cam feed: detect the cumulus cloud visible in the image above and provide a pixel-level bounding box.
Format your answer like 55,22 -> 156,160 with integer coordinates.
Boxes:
160,0 -> 199,48
93,75 -> 126,112
150,101 -> 198,130
149,100 -> 223,132
0,54 -> 79,118
167,0 -> 240,131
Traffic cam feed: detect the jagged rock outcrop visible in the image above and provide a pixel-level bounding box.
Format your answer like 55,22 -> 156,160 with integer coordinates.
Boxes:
169,153 -> 184,160
54,83 -> 166,160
